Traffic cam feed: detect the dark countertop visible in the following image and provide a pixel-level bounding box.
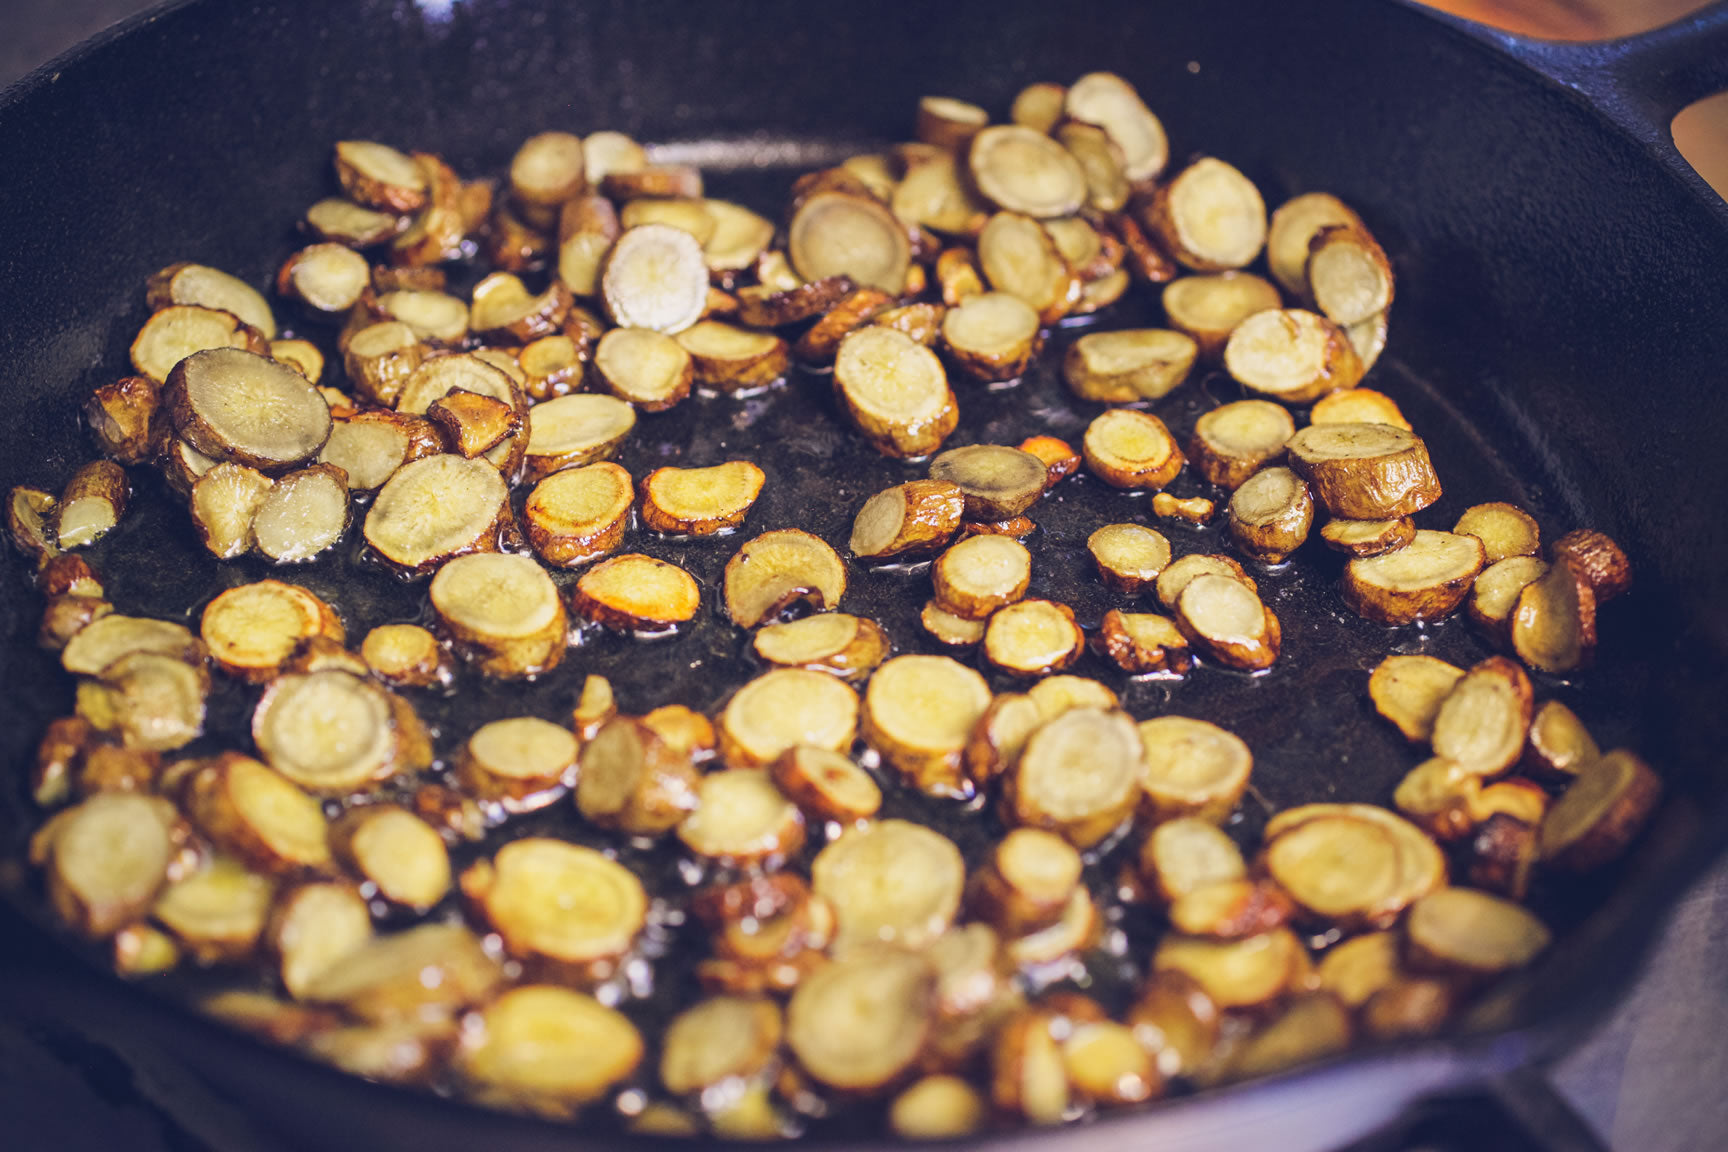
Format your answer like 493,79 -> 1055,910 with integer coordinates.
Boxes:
2,3 -> 1725,1151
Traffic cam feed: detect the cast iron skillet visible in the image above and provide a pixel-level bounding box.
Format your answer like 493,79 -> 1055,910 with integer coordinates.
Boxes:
1,1 -> 1727,1149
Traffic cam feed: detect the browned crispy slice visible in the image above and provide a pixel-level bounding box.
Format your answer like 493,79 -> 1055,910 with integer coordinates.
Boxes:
1540,748 -> 1660,871
1224,308 -> 1363,404
770,745 -> 882,824
1083,409 -> 1185,490
1453,502 -> 1540,564
53,462 -> 128,550
1285,422 -> 1441,520
834,326 -> 959,458
1550,528 -> 1632,603
1368,653 -> 1464,742
1227,466 -> 1313,564
85,375 -> 160,464
1510,558 -> 1597,672
724,528 -> 847,628
1306,223 -> 1394,327
522,394 -> 636,482
941,292 -> 1042,382
641,461 -> 765,535
786,947 -> 936,1092
1321,516 -> 1416,557
1137,716 -> 1253,824
863,654 -> 992,797
1344,530 -> 1485,625
1310,386 -> 1411,430
201,580 -> 343,683
522,462 -> 633,568
330,805 -> 450,910
933,535 -> 1032,620
1095,609 -> 1192,675
575,717 -> 699,836
1175,574 -> 1281,671
850,479 -> 965,560
461,838 -> 646,985
570,553 -> 700,634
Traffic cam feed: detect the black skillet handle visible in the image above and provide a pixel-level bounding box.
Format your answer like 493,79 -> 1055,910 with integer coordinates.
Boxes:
1416,0 -> 1728,203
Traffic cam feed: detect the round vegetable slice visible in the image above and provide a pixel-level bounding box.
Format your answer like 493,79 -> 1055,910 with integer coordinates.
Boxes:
458,985 -> 643,1119
813,818 -> 965,953
165,348 -> 332,470
786,947 -> 935,1093
462,839 -> 646,982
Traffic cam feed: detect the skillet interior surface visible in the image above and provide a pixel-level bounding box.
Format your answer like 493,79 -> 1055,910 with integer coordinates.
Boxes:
1,0 -> 1726,1144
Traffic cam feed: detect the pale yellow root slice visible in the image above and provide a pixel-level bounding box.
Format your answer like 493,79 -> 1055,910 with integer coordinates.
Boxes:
968,125 -> 1087,219
456,716 -> 578,813
787,190 -> 910,295
1227,466 -> 1314,564
659,995 -> 782,1099
933,534 -> 1032,620
329,805 -> 450,911
960,692 -> 1042,788
1006,708 -> 1142,848
147,261 -> 277,338
833,325 -> 959,459
1096,609 -> 1193,675
574,717 -> 699,836
76,648 -> 208,752
967,827 -> 1081,939
1262,810 -> 1408,928
1264,802 -> 1447,921
184,753 -> 331,878
1056,121 -> 1131,214
555,195 -> 622,299
753,612 -> 888,681
507,130 -> 585,214
334,140 -> 427,213
1137,716 -> 1254,825
849,479 -> 965,560
786,946 -> 935,1092
603,163 -> 703,201
42,792 -> 181,937
1285,421 -> 1442,520
251,670 -> 403,793
112,922 -> 182,978
1345,310 -> 1392,374
1267,192 -> 1364,296
983,598 -> 1085,678
1044,215 -> 1118,282
1007,887 -> 1101,970
1405,886 -> 1550,976
872,300 -> 948,345
520,393 -> 636,483
278,243 -> 370,315
517,334 -> 583,401
863,653 -> 993,797
1137,816 -> 1247,906
362,453 -> 508,574
736,275 -> 856,329
891,1075 -> 987,1140
670,321 -> 788,393
914,94 -> 988,150
724,528 -> 847,628
1344,529 -> 1485,625
164,347 -> 331,470
1190,399 -> 1297,491
813,819 -> 964,954
716,666 -> 859,769
1154,553 -> 1257,610
770,745 -> 882,824
1321,516 -> 1416,557
976,211 -> 1077,324
1146,157 -> 1267,271
1540,748 -> 1661,871
922,599 -> 987,648
1152,928 -> 1306,1010
461,838 -> 646,984
318,413 -> 424,493
1175,573 -> 1281,671
700,198 -> 776,273
570,553 -> 700,634
1223,308 -> 1363,404
1306,224 -> 1395,327
304,197 -> 401,247
641,460 -> 766,535
1066,71 -> 1168,181
1027,675 -> 1119,720
131,305 -> 269,384
371,289 -> 471,345
267,881 -> 372,999
1083,408 -> 1185,490
360,624 -> 450,689
60,614 -> 202,677
151,855 -> 276,964
1511,559 -> 1597,673
1162,272 -> 1281,360
582,131 -> 648,185
430,552 -> 566,679
457,985 -> 643,1120
990,1007 -> 1074,1122
1523,699 -> 1600,781
676,769 -> 806,865
1453,502 -> 1541,564
599,223 -> 709,334
940,292 -> 1042,383
1368,653 -> 1465,742
1430,655 -> 1534,776
524,462 -> 634,568
1012,81 -> 1068,133
1087,523 -> 1172,595
1470,555 -> 1549,640
469,272 -> 572,344
250,464 -> 350,563
1310,386 -> 1411,430
1063,1018 -> 1163,1107
1063,328 -> 1197,403
1393,756 -> 1484,841
341,322 -> 426,407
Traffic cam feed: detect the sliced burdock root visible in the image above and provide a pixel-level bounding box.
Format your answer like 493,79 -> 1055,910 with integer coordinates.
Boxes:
940,292 -> 1041,383
1453,502 -> 1540,564
814,818 -> 964,956
863,654 -> 992,797
554,195 -> 621,299
1095,609 -> 1193,675
890,1076 -> 986,1141
659,994 -> 782,1104
54,461 -> 128,550
640,460 -> 765,535
833,326 -> 959,459
1224,992 -> 1353,1082
1066,71 -> 1168,182
1152,928 -> 1307,1011
149,855 -> 275,964
1084,523 -> 1172,597
85,375 -> 160,464
575,716 -> 699,836
570,552 -> 700,635
1083,408 -> 1185,490
1145,157 -> 1266,272
265,881 -> 371,998
189,463 -> 272,559
850,479 -> 964,561
40,792 -> 182,937
329,805 -> 450,911
600,223 -> 708,335
131,304 -> 270,384
1056,121 -> 1131,214
1124,970 -> 1223,1081
1227,466 -> 1313,564
165,348 -> 331,471
1540,747 -> 1660,871
427,390 -> 520,459
1267,191 -> 1363,296
1162,271 -> 1281,360
304,197 -> 402,248
1019,434 -> 1080,486
1168,878 -> 1294,940
1064,328 -> 1196,404
456,716 -> 578,815
789,191 -> 911,295
147,261 -> 276,338
787,946 -> 935,1093
1311,385 -> 1410,429
271,340 -> 325,385
517,334 -> 584,402
363,454 -> 509,575
1190,399 -> 1296,491
278,243 -> 370,316
736,274 -> 856,329
359,624 -> 450,690
457,986 -> 643,1119
1263,802 -> 1445,925
1137,715 -> 1253,825
1285,422 -> 1441,520
1405,886 -> 1549,977
641,704 -> 717,762
523,461 -> 633,568
1368,653 -> 1465,743
78,650 -> 209,753
1523,699 -> 1600,781
1153,493 -> 1216,525
1011,81 -> 1068,132
673,321 -> 789,392
1321,516 -> 1415,558
933,535 -> 1031,620
302,921 -> 500,1024
1429,656 -> 1533,776
968,125 -> 1087,219
1344,530 -> 1485,625
715,666 -> 858,770
201,580 -> 343,684
341,322 -> 426,407
793,286 -> 896,367
1262,810 -> 1408,929
592,327 -> 691,412
1224,308 -> 1362,405
60,613 -> 202,678
251,464 -> 350,563
770,745 -> 882,825
1136,816 -> 1247,906
1305,222 -> 1394,328
1510,557 -> 1597,673
723,528 -> 847,629
252,670 -> 413,793
1174,573 -> 1281,671
921,599 -> 987,649
976,211 -> 1077,325
1005,708 -> 1142,849
462,838 -> 646,985
983,598 -> 1085,678
677,769 -> 805,866
1154,553 -> 1257,610
1551,528 -> 1632,603
1470,555 -> 1549,641
334,140 -> 426,213
518,393 -> 634,483
753,612 -> 888,681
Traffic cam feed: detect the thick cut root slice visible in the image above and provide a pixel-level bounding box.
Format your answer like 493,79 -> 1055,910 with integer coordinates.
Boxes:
789,191 -> 911,294
1524,700 -> 1600,781
1263,812 -> 1405,928
1321,517 -> 1415,557
1264,803 -> 1446,922
44,792 -> 181,937
1268,192 -> 1364,297
922,599 -> 987,648
850,479 -> 965,560
934,535 -> 1031,620
1096,609 -> 1193,674
523,394 -> 636,481
1065,71 -> 1168,182
753,612 -> 888,681
334,140 -> 426,213
1162,272 -> 1281,360
928,444 -> 1047,521
1511,559 -> 1597,673
983,599 -> 1085,678
361,624 -> 451,689
186,753 -> 332,877
1310,387 -> 1411,430
1064,329 -> 1196,404
190,463 -> 273,559
1223,309 -> 1363,404
1146,157 -> 1267,272
1083,409 -> 1185,490
165,348 -> 332,470
570,553 -> 699,634
677,770 -> 805,864
1306,224 -> 1394,327
1087,523 -> 1172,595
152,856 -> 275,964
787,947 -> 935,1092
148,261 -> 277,339
1227,466 -> 1313,564
302,922 -> 501,1024
600,223 -> 709,334
969,828 -> 1082,938
1470,555 -> 1549,639
1155,553 -> 1256,610
1007,708 -> 1142,848
268,882 -> 372,999
1540,748 -> 1660,871
575,717 -> 699,836
1137,716 -> 1253,824
814,819 -> 964,954
941,293 -> 1041,383
770,745 -> 882,824
458,716 -> 578,813
1551,529 -> 1632,603
724,529 -> 847,628
593,327 -> 693,411
717,667 -> 859,769
1285,422 -> 1442,520
252,671 -> 403,793
1153,928 -> 1304,1010
331,806 -> 450,911
1405,887 -> 1549,976
641,461 -> 765,535
1430,656 -> 1533,775
279,243 -> 370,315
458,985 -> 643,1119
131,305 -> 269,384
364,454 -> 509,574
1137,817 -> 1246,905
524,462 -> 633,568
834,326 -> 959,459
1175,574 -> 1281,671
674,321 -> 788,392
55,462 -> 128,550
863,654 -> 993,796
61,614 -> 202,677
660,995 -> 783,1098
1190,400 -> 1296,491
1344,530 -> 1485,625
968,125 -> 1087,219
430,553 -> 566,678
250,465 -> 350,563
462,838 -> 646,983
976,212 -> 1076,324
1368,653 -> 1464,742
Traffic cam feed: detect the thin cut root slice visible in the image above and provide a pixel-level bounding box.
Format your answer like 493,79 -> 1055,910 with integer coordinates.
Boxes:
1007,708 -> 1142,848
1137,716 -> 1253,825
201,580 -> 343,683
1065,72 -> 1168,182
459,716 -> 579,813
753,612 -> 888,681
1146,157 -> 1267,272
928,444 -> 1047,521
678,770 -> 805,864
430,553 -> 566,679
165,348 -> 332,470
834,326 -> 959,459
1405,887 -> 1550,976
1539,748 -> 1660,871
1227,466 -> 1313,564
1368,654 -> 1464,742
524,463 -> 634,568
1096,610 -> 1193,674
968,125 -> 1087,219
363,454 -> 508,574
1190,400 -> 1295,490
252,670 -> 402,793
983,599 -> 1085,678
1087,523 -> 1172,595
941,293 -> 1041,383
1083,409 -> 1184,490
717,667 -> 859,769
770,745 -> 882,824
458,986 -> 643,1119
1310,387 -> 1411,430
600,224 -> 709,334
1429,656 -> 1533,776
1321,517 -> 1415,557
1223,309 -> 1362,404
641,461 -> 765,535
251,465 -> 350,563
332,806 -> 450,911
863,654 -> 992,797
523,394 -> 637,481
786,947 -> 935,1092
571,553 -> 700,634
1174,574 -> 1280,671
789,191 -> 910,294
1162,272 -> 1281,360
724,529 -> 847,628
462,838 -> 646,983
1064,329 -> 1196,404
1511,559 -> 1597,673
933,535 -> 1032,620
1453,502 -> 1540,564
1344,530 -> 1485,625
813,819 -> 965,953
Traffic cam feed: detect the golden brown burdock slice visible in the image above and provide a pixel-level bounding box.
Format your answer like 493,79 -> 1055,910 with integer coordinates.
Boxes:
570,553 -> 699,634
641,461 -> 765,535
1190,399 -> 1296,490
1083,409 -> 1185,490
250,464 -> 350,563
1064,328 -> 1197,403
789,190 -> 911,295
677,769 -> 806,864
1285,422 -> 1441,520
770,745 -> 882,824
40,792 -> 182,937
430,552 -> 566,678
976,211 -> 1076,324
1162,272 -> 1281,360
341,322 -> 425,407
1152,928 -> 1306,1011
968,125 -> 1087,218
131,305 -> 269,383
1310,386 -> 1411,429
1065,71 -> 1168,182
891,1076 -> 986,1140
575,716 -> 699,836
1523,699 -> 1600,781
813,819 -> 965,954
1154,553 -> 1257,610
1305,224 -> 1395,327
752,612 -> 888,681
1550,528 -> 1632,602
147,261 -> 277,338
85,375 -> 159,464
1006,708 -> 1142,848
933,534 -> 1032,620
303,921 -> 500,1023
863,654 -> 993,797
523,461 -> 633,568
54,461 -> 128,550
1056,122 -> 1130,214
1510,557 -> 1597,672
462,838 -> 646,984
1137,716 -> 1253,824
427,390 -> 520,459
1267,192 -> 1364,296
1344,530 -> 1485,625
77,649 -> 209,752
201,580 -> 343,683
360,624 -> 451,689
921,599 -> 987,648
363,454 -> 510,574
1174,573 -> 1281,671
673,321 -> 789,392
1540,748 -> 1661,870
983,598 -> 1085,677
1087,523 -> 1172,595
1136,817 -> 1246,906
329,805 -> 450,911
850,479 -> 965,561
787,947 -> 936,1092
1368,653 -> 1465,742
319,411 -> 439,494
660,994 -> 783,1098
457,716 -> 578,814
278,243 -> 370,316
334,140 -> 427,213
1321,516 -> 1416,557
1405,887 -> 1549,976
716,667 -> 859,769
969,828 -> 1083,938
1452,502 -> 1540,563
724,528 -> 847,628
940,293 -> 1042,383
1223,309 -> 1362,404
521,393 -> 635,482
457,985 -> 643,1119
833,326 -> 959,459
266,881 -> 371,999
1096,609 -> 1193,675
252,670 -> 414,793
151,856 -> 275,964
304,197 -> 402,247
1429,656 -> 1533,775
1227,466 -> 1313,564
1146,157 -> 1267,271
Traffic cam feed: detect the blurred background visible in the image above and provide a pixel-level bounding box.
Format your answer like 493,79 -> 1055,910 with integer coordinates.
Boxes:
0,2 -> 1723,1151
